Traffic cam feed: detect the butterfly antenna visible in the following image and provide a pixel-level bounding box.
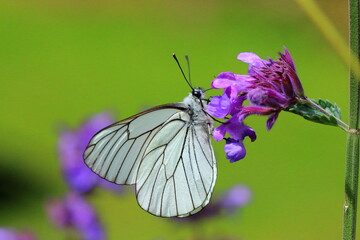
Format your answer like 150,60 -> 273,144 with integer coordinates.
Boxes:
185,55 -> 192,87
203,87 -> 213,92
173,53 -> 193,90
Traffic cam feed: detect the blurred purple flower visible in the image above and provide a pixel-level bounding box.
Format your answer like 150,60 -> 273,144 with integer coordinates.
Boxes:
175,185 -> 251,222
219,184 -> 251,210
58,112 -> 122,194
209,48 -> 305,162
0,228 -> 36,240
46,193 -> 105,240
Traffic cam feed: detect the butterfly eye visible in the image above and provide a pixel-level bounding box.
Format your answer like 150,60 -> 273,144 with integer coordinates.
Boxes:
193,89 -> 202,99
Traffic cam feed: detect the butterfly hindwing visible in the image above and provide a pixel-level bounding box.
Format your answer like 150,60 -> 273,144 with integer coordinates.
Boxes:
135,112 -> 217,217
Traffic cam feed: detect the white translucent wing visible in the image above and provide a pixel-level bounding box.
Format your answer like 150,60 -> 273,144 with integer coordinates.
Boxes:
84,104 -> 187,185
135,111 -> 217,217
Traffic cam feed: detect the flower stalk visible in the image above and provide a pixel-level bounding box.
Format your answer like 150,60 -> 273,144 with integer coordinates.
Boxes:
343,1 -> 360,239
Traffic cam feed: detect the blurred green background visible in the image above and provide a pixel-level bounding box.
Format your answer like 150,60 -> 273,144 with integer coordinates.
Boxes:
0,0 -> 352,239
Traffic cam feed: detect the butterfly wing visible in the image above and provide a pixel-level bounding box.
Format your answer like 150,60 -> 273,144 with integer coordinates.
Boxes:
84,102 -> 217,218
84,103 -> 188,185
135,111 -> 217,217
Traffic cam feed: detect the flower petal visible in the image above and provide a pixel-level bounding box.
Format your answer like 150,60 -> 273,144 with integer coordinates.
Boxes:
229,95 -> 247,116
213,124 -> 227,141
238,125 -> 257,142
211,72 -> 236,89
237,52 -> 262,64
46,193 -> 106,240
58,131 -> 80,167
224,138 -> 246,163
238,106 -> 276,122
207,94 -> 231,118
237,52 -> 270,75
65,167 -> 99,194
212,72 -> 254,98
222,117 -> 255,141
46,199 -> 70,228
280,47 -> 296,71
66,193 -> 105,240
266,112 -> 279,130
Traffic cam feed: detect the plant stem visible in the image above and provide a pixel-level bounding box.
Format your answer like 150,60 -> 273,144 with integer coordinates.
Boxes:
344,134 -> 359,240
343,1 -> 360,240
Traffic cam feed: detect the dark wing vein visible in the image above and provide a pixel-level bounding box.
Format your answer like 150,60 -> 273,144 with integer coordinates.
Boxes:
191,128 -> 207,195
194,129 -> 213,168
146,157 -> 165,211
123,132 -> 152,183
98,128 -> 129,171
91,131 -> 117,168
181,156 -> 195,209
104,131 -> 135,180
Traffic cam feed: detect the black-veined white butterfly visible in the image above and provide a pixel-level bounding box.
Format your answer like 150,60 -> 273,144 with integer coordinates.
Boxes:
83,56 -> 217,217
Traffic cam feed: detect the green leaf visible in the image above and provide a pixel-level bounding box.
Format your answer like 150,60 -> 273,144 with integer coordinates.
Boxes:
285,99 -> 342,126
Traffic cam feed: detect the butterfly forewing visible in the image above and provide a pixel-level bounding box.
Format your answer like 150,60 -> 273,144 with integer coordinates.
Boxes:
84,104 -> 187,185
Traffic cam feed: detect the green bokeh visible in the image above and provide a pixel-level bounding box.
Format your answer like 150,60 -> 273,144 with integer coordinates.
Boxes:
0,0 -> 352,239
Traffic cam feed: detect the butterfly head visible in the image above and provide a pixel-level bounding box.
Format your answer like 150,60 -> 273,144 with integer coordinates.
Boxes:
184,87 -> 207,109
192,87 -> 205,100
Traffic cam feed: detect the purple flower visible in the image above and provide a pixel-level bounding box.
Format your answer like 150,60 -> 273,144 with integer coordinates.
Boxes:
209,48 -> 305,162
0,228 -> 36,240
174,185 -> 251,222
219,184 -> 252,210
212,117 -> 256,162
58,112 -> 122,194
46,193 -> 105,240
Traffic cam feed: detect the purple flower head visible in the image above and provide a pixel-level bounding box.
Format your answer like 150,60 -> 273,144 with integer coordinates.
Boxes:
58,112 -> 122,194
209,48 -> 305,162
46,193 -> 105,240
237,48 -> 304,99
0,228 -> 36,240
236,48 -> 305,122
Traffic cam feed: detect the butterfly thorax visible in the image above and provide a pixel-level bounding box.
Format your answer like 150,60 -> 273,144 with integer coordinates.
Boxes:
183,88 -> 212,128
